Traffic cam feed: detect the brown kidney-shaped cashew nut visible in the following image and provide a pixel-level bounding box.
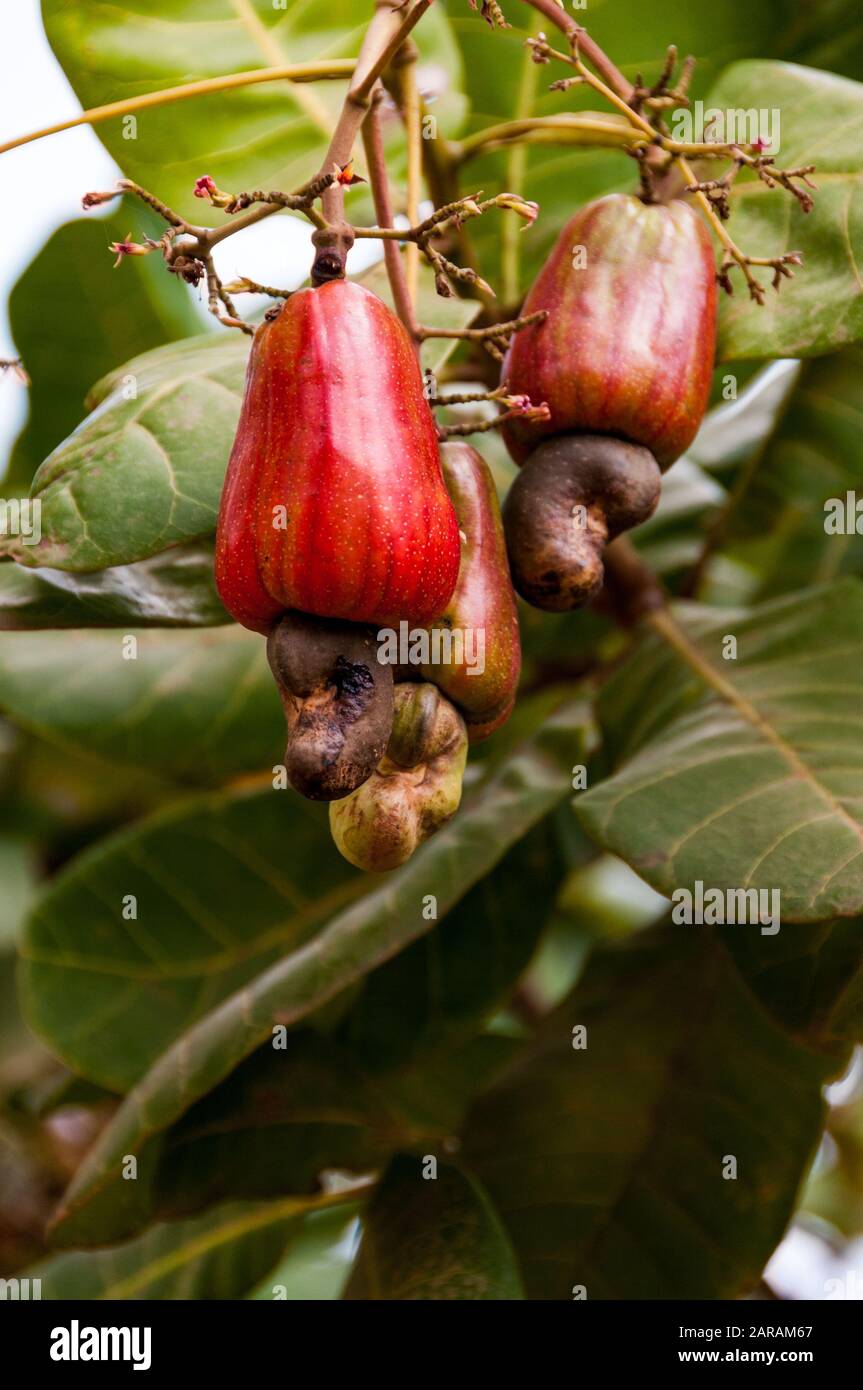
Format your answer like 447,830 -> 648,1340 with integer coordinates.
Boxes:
267,610 -> 394,801
329,682 -> 468,872
502,433 -> 662,611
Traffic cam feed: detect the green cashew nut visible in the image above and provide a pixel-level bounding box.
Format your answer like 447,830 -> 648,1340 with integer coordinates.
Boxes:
329,682 -> 468,872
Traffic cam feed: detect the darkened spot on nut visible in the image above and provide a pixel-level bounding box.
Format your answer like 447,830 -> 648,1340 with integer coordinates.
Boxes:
330,656 -> 375,722
267,611 -> 394,801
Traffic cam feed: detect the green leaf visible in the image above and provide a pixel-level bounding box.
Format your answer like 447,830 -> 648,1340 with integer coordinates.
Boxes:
97,1030 -> 517,1235
578,580 -> 863,922
5,211 -> 202,491
344,1155 -> 524,1300
5,333 -> 244,571
461,926 -> 843,1299
782,0 -> 863,84
0,542 -> 228,630
142,1033 -> 417,1220
42,0 -> 467,226
21,783 -> 360,1090
0,626 -> 280,784
28,1195 -> 331,1299
713,62 -> 863,360
44,698 -> 591,1246
7,264 -> 479,574
725,348 -> 863,598
339,818 -> 565,1069
94,820 -> 562,1233
84,824 -> 559,1236
721,918 -> 863,1042
0,835 -> 35,951
248,1205 -> 358,1300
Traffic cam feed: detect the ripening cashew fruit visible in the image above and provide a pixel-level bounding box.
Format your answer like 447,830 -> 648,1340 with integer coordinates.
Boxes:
215,278 -> 461,634
267,610 -> 394,802
501,193 -> 717,609
418,441 -> 521,741
329,682 -> 468,872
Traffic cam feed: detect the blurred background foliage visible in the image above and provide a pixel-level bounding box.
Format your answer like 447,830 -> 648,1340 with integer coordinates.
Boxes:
1,0 -> 863,1299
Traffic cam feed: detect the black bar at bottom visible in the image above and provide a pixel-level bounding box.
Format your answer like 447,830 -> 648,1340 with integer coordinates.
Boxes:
0,1297 -> 854,1376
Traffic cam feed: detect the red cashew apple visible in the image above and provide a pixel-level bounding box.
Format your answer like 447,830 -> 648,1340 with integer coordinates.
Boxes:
215,279 -> 461,634
419,440 -> 521,741
500,193 -> 717,610
501,193 -> 717,468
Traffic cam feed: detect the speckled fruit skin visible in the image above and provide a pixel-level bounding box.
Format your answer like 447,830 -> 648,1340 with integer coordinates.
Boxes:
501,194 -> 717,469
215,279 -> 461,634
420,441 -> 521,741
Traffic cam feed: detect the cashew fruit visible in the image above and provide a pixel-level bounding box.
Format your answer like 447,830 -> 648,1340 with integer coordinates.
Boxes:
216,280 -> 461,634
419,441 -> 521,741
501,194 -> 717,468
329,682 -> 468,871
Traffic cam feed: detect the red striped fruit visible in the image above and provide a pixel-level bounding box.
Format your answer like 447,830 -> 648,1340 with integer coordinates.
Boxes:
216,280 -> 460,634
420,441 -> 521,741
501,194 -> 717,469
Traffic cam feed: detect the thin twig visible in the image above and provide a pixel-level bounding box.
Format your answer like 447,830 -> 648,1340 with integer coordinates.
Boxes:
361,86 -> 420,343
310,0 -> 432,281
0,62 -> 356,157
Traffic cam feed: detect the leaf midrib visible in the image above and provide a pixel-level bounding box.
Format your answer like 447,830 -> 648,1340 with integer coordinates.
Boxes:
646,605 -> 863,854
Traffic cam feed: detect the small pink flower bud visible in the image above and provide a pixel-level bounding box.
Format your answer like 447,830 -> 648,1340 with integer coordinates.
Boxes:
496,193 -> 540,227
194,175 -> 236,208
108,236 -> 151,268
82,189 -> 120,210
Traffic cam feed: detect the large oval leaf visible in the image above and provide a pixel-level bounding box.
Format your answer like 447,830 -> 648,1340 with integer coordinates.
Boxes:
579,579 -> 863,921
461,926 -> 844,1299
4,333 -> 244,570
42,0 -> 467,224
6,211 -> 202,491
68,825 -> 560,1239
713,62 -> 863,359
21,783 -> 360,1089
44,698 -> 591,1246
0,626 -> 280,783
0,541 -> 228,630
